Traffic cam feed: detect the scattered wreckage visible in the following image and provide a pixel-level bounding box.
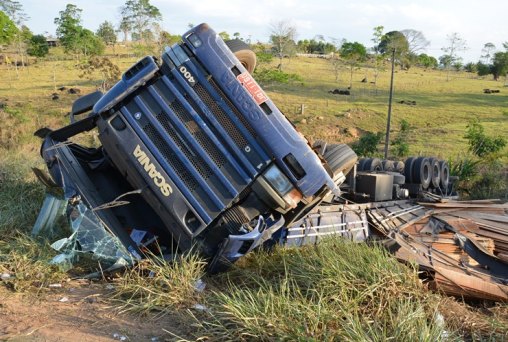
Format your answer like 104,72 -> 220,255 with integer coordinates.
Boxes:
31,23 -> 508,301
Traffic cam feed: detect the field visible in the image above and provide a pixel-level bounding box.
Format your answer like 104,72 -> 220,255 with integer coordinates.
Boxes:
0,50 -> 507,340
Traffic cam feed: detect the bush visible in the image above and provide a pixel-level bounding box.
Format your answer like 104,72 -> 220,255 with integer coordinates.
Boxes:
253,68 -> 303,85
391,119 -> 411,158
79,56 -> 121,92
352,131 -> 383,157
464,118 -> 506,158
27,34 -> 49,58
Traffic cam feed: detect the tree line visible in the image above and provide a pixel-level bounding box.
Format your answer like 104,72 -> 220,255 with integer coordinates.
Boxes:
1,0 -> 507,83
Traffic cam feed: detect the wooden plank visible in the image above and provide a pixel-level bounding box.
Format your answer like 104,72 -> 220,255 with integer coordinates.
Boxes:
433,266 -> 508,302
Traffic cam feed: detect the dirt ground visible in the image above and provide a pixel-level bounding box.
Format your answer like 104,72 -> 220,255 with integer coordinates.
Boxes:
0,281 -> 193,342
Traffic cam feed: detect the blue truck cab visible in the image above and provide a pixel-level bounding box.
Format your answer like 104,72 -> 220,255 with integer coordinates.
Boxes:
38,24 -> 339,270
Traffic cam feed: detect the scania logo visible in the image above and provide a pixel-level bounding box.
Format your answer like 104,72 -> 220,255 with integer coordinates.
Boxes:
133,145 -> 173,197
179,65 -> 196,85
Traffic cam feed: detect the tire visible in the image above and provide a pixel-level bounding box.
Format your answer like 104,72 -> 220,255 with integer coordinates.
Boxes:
323,144 -> 358,178
395,161 -> 405,173
439,160 -> 450,189
412,157 -> 431,189
382,160 -> 395,172
364,158 -> 383,172
357,158 -> 368,171
429,158 -> 441,188
225,39 -> 257,73
386,171 -> 405,185
404,157 -> 416,183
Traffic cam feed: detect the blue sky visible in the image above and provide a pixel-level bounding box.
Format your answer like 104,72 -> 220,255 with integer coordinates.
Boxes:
19,0 -> 508,62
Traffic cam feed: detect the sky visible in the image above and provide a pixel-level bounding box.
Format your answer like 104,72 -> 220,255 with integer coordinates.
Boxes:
18,0 -> 508,63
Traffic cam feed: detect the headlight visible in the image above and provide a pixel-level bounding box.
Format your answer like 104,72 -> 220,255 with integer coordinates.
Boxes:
263,165 -> 302,209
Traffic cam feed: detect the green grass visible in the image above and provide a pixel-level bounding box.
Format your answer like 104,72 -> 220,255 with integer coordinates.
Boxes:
198,239 -> 446,341
262,58 -> 507,160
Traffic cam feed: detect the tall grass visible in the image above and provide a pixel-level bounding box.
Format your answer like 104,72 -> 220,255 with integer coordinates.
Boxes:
112,250 -> 207,315
196,239 -> 447,341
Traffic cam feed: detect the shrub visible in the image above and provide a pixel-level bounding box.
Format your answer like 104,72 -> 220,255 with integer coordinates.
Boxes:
79,57 -> 121,92
464,118 -> 506,158
352,131 -> 383,157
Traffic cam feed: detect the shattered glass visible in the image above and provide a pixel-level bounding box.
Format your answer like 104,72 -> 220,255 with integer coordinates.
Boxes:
33,193 -> 134,272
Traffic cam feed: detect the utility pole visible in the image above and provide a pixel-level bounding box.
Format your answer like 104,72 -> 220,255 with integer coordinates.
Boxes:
384,48 -> 396,159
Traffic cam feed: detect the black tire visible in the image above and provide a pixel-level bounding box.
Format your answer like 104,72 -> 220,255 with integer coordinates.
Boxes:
386,171 -> 405,185
323,144 -> 358,178
429,158 -> 441,188
404,157 -> 416,183
364,158 -> 383,172
225,39 -> 257,73
382,160 -> 395,172
395,161 -> 405,173
439,160 -> 450,189
412,157 -> 431,189
357,158 -> 368,171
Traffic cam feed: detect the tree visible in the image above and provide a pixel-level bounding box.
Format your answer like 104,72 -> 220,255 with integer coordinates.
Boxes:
1,1 -> 29,67
378,31 -> 409,68
491,50 -> 508,81
481,42 -> 496,64
54,4 -> 83,53
218,31 -> 230,41
417,53 -> 438,69
120,0 -> 162,45
339,41 -> 367,88
0,10 -> 18,45
463,62 -> 477,73
476,61 -> 491,76
97,21 -> 117,46
78,28 -> 105,56
0,0 -> 28,26
371,25 -> 384,85
269,20 -> 297,70
27,34 -> 49,57
400,29 -> 430,54
441,33 -> 467,81
118,17 -> 131,42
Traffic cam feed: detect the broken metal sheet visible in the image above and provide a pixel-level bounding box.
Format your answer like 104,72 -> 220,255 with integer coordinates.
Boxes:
455,233 -> 508,279
369,198 -> 508,301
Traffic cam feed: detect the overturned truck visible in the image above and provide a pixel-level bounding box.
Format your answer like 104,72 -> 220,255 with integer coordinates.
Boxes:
33,23 -> 358,272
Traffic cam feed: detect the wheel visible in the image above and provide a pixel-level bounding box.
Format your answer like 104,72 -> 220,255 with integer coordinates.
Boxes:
323,144 -> 358,178
364,158 -> 382,172
404,157 -> 416,183
439,160 -> 450,189
428,158 -> 441,188
357,158 -> 368,171
412,157 -> 431,189
225,39 -> 257,74
394,161 -> 405,173
382,160 -> 395,172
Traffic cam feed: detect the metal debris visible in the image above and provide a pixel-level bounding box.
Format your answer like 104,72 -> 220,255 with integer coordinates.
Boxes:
367,198 -> 508,301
